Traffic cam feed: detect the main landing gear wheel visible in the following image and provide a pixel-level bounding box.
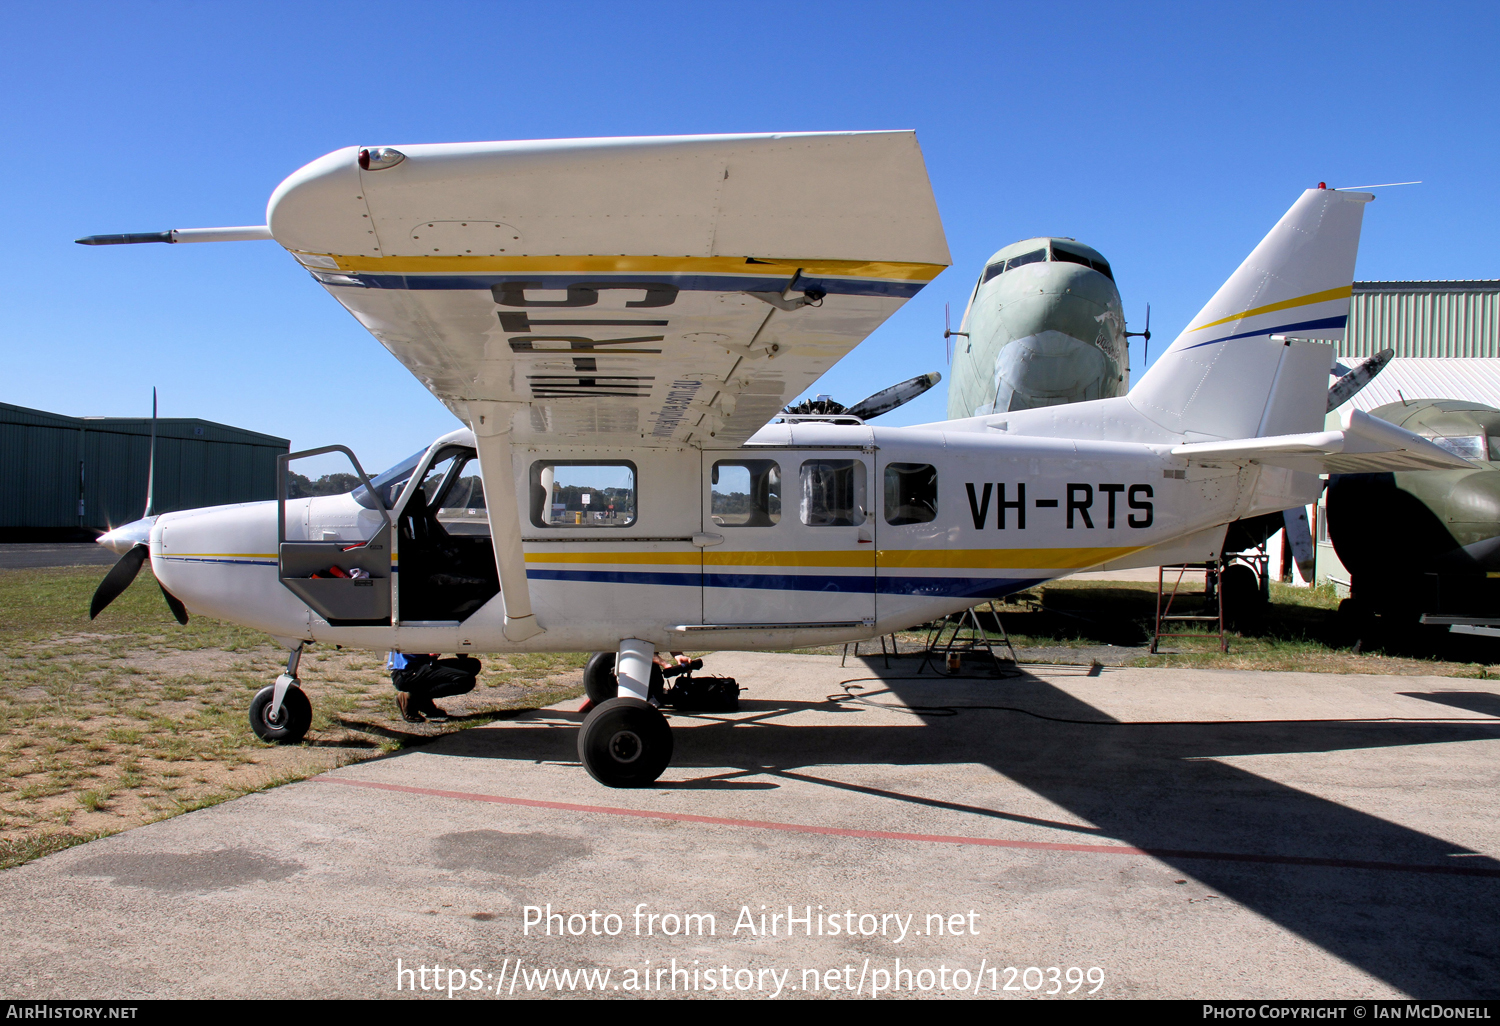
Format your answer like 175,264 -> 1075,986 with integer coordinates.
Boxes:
583,652 -> 665,705
578,697 -> 673,787
248,685 -> 312,743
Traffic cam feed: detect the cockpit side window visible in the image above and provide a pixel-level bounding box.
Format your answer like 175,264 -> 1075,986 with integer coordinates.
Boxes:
981,262 -> 1005,285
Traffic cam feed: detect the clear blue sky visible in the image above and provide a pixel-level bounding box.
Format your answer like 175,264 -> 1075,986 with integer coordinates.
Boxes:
4,1 -> 1496,474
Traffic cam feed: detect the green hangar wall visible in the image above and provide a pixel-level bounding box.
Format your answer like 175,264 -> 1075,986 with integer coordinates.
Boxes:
0,402 -> 290,533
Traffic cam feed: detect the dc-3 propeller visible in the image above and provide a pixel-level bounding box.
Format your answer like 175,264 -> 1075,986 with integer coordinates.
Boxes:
782,371 -> 942,419
88,388 -> 190,626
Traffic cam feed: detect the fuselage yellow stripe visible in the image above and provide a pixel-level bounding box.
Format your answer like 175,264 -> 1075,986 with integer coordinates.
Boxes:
1186,285 -> 1352,333
313,253 -> 946,282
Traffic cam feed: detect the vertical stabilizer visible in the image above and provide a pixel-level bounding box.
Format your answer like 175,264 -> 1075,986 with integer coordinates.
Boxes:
1128,187 -> 1373,440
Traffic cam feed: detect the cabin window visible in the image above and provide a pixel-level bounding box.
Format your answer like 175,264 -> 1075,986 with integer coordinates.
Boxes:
711,460 -> 781,527
1434,435 -> 1486,460
799,460 -> 867,527
1005,248 -> 1046,272
435,463 -> 488,536
884,463 -> 938,525
529,461 -> 637,528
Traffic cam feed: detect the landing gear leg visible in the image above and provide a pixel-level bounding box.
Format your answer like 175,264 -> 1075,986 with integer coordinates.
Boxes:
577,639 -> 673,787
249,643 -> 312,743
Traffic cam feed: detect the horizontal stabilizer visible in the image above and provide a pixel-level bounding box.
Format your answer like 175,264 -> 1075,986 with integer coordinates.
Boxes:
1171,408 -> 1474,473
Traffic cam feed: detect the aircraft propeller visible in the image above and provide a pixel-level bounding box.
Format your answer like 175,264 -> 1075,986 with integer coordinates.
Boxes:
88,389 -> 190,625
943,302 -> 969,365
782,372 -> 942,420
1125,304 -> 1152,367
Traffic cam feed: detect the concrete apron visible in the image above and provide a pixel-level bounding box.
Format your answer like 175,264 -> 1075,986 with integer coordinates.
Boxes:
2,652 -> 1498,1000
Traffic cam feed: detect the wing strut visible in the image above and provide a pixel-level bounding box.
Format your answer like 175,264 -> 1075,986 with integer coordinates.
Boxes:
468,401 -> 545,642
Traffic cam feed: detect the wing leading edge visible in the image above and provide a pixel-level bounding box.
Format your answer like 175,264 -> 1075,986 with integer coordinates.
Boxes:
266,132 -> 951,446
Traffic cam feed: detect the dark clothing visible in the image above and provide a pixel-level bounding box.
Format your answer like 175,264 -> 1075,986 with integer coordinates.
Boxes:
391,654 -> 480,700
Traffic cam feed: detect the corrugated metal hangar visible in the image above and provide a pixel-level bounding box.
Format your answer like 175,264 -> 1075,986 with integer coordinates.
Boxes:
1306,279 -> 1500,590
0,401 -> 289,537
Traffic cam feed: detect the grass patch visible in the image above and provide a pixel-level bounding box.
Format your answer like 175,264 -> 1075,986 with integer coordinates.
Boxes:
0,564 -> 590,872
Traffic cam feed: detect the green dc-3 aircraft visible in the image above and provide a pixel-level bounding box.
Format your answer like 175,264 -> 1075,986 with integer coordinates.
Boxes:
947,238 -> 1130,418
1330,399 -> 1500,630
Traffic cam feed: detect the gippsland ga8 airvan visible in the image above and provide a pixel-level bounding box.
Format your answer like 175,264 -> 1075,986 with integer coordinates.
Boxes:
80,132 -> 1466,786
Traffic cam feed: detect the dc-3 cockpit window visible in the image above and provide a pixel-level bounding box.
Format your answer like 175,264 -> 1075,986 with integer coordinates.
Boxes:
1433,435 -> 1487,461
529,461 -> 637,528
884,463 -> 938,525
800,460 -> 866,527
711,460 -> 781,527
1050,242 -> 1115,281
1005,248 -> 1046,272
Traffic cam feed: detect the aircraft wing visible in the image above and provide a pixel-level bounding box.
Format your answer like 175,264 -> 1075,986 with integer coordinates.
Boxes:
265,133 -> 950,446
1171,408 -> 1475,473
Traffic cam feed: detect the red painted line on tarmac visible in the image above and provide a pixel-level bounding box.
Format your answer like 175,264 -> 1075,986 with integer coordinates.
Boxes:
312,777 -> 1500,878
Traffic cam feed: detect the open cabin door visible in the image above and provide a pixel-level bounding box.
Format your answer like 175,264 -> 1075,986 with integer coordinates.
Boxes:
701,449 -> 876,627
391,444 -> 499,626
277,445 -> 393,626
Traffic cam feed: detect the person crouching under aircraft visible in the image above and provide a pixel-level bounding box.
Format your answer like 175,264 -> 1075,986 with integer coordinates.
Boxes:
387,652 -> 480,722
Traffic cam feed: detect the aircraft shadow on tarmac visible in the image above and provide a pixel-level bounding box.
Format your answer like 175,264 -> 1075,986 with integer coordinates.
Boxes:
416,663 -> 1500,997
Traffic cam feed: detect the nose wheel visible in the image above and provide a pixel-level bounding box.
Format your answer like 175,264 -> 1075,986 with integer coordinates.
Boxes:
578,698 -> 673,787
249,683 -> 311,743
248,644 -> 312,743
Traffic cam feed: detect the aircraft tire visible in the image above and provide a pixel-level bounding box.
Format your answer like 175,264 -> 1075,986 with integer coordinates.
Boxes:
583,652 -> 618,704
583,652 -> 665,704
578,697 -> 673,787
248,684 -> 312,744
1220,562 -> 1265,629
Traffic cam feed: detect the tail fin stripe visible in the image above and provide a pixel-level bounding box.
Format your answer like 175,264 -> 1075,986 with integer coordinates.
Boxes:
1186,284 -> 1354,334
1183,314 -> 1348,351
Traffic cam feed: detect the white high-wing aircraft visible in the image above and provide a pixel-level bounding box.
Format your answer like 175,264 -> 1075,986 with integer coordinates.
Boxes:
80,133 -> 1468,787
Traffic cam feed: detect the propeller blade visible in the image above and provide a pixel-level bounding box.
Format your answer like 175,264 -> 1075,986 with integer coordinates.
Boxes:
158,582 -> 190,625
846,372 -> 943,421
945,303 -> 953,365
90,544 -> 149,619
143,387 -> 157,519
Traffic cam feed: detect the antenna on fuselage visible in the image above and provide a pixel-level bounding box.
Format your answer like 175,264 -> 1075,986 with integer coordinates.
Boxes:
943,302 -> 968,365
1125,304 -> 1152,369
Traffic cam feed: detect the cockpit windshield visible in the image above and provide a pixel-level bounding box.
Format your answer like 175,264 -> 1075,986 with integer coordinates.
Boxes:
352,449 -> 425,510
982,247 -> 1046,285
1051,242 -> 1114,281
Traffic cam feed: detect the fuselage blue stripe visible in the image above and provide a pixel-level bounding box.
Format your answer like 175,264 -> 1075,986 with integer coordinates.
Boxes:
526,567 -> 1050,598
1182,315 -> 1348,350
526,568 -> 701,588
